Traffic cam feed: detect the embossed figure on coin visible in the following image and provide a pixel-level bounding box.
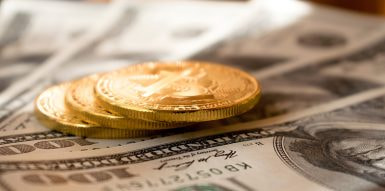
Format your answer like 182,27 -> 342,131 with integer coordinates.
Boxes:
133,65 -> 216,105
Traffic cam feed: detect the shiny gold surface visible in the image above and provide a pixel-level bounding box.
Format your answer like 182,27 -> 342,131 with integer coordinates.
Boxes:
95,61 -> 261,122
34,83 -> 160,138
65,74 -> 187,129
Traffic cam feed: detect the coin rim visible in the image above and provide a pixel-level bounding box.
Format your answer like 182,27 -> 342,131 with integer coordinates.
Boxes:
34,83 -> 162,138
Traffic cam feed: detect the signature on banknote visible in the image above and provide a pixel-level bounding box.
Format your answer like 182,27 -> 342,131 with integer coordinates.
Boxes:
154,149 -> 238,171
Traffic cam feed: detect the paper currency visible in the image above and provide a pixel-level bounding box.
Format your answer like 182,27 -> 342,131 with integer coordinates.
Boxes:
1,0 -> 385,190
1,0 -> 385,154
1,81 -> 385,191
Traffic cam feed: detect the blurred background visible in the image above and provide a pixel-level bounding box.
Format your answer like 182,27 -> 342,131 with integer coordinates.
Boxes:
307,0 -> 385,16
1,0 -> 385,105
87,0 -> 385,16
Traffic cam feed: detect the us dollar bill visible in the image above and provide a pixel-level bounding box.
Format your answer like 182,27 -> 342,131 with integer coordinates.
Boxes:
1,81 -> 385,191
1,0 -> 385,157
1,1 -> 385,190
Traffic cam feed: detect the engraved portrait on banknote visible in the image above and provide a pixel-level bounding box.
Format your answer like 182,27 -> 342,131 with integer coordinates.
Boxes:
275,96 -> 385,190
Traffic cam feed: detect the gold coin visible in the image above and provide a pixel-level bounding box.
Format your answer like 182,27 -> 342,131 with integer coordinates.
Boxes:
34,83 -> 160,138
65,74 -> 186,130
95,61 -> 261,122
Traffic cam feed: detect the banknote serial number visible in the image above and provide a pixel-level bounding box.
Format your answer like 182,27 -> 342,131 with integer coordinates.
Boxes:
102,162 -> 252,191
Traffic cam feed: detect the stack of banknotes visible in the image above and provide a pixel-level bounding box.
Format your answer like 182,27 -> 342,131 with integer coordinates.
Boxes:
34,61 -> 261,138
1,0 -> 385,190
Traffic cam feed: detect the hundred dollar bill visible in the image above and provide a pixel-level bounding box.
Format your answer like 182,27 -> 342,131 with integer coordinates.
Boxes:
1,83 -> 385,191
1,0 -> 385,156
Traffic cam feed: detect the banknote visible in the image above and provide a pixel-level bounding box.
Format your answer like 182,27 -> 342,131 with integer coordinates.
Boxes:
0,1 -> 385,190
1,0 -> 385,158
0,78 -> 385,191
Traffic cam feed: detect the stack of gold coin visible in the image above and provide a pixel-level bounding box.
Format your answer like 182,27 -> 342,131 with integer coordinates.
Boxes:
34,61 -> 261,138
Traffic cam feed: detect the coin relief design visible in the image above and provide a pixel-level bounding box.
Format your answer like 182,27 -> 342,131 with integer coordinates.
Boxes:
95,61 -> 261,122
